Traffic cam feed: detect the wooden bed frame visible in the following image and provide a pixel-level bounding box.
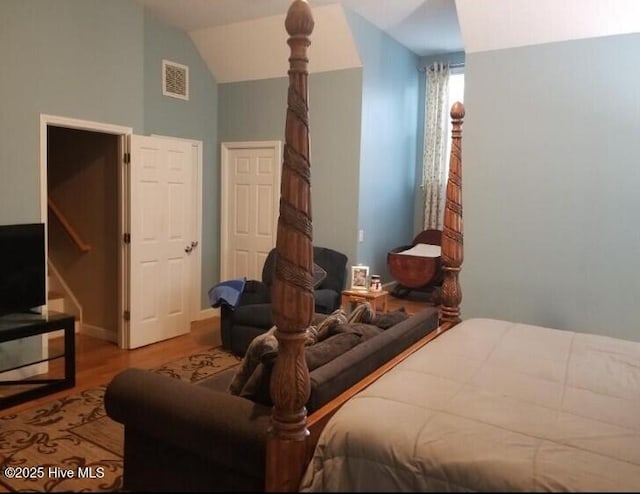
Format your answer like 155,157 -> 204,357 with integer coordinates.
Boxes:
265,1 -> 464,490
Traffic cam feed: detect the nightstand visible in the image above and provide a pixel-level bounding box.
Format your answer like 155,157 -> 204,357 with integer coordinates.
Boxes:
341,289 -> 389,315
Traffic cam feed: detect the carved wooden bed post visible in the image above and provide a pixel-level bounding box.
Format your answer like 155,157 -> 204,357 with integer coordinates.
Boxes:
266,0 -> 314,491
439,102 -> 465,325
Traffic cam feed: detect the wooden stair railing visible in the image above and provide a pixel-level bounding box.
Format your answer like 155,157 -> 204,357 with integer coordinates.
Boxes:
47,198 -> 91,253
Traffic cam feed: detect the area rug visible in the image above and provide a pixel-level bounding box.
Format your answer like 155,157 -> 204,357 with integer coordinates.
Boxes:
0,347 -> 240,492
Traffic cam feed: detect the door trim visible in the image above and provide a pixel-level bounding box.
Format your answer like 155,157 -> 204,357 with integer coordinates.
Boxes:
220,140 -> 282,282
40,114 -> 132,349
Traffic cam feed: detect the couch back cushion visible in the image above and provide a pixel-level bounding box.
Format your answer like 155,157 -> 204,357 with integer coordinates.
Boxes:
370,308 -> 410,329
307,307 -> 439,412
306,325 -> 381,371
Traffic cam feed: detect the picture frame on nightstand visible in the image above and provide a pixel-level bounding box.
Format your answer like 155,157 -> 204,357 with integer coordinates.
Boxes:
350,265 -> 369,291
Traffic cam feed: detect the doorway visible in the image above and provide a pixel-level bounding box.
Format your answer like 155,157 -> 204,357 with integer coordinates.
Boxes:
47,126 -> 120,343
40,114 -> 203,350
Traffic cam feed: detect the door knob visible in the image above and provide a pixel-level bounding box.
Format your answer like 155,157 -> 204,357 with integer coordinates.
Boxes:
185,245 -> 193,253
191,240 -> 198,248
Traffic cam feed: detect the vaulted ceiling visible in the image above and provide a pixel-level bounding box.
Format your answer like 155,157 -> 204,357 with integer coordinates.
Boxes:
135,0 -> 463,57
135,0 -> 640,83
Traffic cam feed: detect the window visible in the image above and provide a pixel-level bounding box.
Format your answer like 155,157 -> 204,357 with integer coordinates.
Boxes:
422,64 -> 464,229
444,71 -> 465,173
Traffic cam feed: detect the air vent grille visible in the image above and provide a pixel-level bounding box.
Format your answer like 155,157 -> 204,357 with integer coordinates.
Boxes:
162,60 -> 189,100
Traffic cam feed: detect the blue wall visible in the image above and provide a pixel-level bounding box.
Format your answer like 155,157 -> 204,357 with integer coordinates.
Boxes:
218,70 -> 362,266
463,33 -> 640,340
0,0 -> 219,309
344,9 -> 421,282
0,0 -> 144,224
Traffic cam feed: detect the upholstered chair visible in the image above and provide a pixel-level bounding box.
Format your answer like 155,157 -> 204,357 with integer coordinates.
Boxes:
220,246 -> 348,356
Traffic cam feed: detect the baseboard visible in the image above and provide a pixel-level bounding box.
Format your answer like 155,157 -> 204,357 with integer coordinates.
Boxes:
197,307 -> 219,320
48,319 -> 81,340
80,324 -> 118,343
2,362 -> 48,381
59,311 -> 221,346
80,312 -> 218,346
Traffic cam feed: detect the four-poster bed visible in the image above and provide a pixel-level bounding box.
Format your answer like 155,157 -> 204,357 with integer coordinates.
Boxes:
268,1 -> 640,492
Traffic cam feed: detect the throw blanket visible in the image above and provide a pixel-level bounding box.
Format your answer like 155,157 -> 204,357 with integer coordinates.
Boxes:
228,303 -> 376,399
207,278 -> 246,309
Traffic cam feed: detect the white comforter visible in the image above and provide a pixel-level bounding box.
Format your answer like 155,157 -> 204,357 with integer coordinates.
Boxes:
300,318 -> 640,492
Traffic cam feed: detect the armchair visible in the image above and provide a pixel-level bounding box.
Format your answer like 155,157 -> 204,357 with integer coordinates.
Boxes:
220,246 -> 348,356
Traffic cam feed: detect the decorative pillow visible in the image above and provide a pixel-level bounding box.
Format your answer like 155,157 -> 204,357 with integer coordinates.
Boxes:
305,325 -> 320,346
307,308 -> 348,345
371,308 -> 409,330
312,263 -> 328,289
227,326 -> 278,396
311,312 -> 328,326
347,302 -> 374,324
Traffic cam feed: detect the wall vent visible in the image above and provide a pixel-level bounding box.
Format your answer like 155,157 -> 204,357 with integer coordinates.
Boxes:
162,59 -> 189,101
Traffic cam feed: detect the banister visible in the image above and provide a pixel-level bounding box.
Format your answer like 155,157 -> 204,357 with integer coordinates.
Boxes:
47,198 -> 91,253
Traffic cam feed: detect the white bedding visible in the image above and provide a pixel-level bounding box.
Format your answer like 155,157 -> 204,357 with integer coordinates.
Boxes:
395,243 -> 441,258
300,318 -> 640,492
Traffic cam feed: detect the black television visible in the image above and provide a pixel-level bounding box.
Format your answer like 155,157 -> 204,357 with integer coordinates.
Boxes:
0,223 -> 46,316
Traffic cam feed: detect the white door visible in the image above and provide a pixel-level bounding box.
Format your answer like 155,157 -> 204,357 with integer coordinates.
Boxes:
126,135 -> 194,348
220,141 -> 281,281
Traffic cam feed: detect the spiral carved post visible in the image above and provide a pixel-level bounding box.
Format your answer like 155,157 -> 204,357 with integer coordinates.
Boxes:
265,1 -> 314,491
439,102 -> 465,325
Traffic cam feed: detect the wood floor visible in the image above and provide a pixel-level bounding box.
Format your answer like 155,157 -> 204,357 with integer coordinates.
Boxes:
1,292 -> 434,417
0,317 -> 221,417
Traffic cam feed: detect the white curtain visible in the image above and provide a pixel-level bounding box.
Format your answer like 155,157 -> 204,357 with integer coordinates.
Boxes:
422,62 -> 450,230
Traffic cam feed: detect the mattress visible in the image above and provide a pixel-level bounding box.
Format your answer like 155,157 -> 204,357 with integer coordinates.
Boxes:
395,243 -> 441,257
300,318 -> 640,492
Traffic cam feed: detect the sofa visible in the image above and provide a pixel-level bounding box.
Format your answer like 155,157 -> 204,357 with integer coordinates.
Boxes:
220,246 -> 348,356
104,306 -> 439,492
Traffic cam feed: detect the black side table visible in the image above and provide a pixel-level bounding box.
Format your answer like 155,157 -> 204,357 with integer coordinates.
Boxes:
0,311 -> 75,410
